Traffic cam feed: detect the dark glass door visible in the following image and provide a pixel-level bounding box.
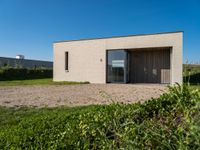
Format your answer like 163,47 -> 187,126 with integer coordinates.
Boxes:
106,50 -> 128,83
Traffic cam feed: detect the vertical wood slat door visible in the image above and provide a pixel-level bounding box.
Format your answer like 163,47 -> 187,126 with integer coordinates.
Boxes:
129,48 -> 170,83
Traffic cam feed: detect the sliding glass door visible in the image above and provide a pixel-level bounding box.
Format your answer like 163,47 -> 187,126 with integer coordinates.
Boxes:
106,50 -> 129,83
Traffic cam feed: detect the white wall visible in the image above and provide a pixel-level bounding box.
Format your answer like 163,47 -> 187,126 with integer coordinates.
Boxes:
53,32 -> 183,84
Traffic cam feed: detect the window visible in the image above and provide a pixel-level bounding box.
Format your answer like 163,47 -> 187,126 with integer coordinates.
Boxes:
65,52 -> 68,70
106,50 -> 128,83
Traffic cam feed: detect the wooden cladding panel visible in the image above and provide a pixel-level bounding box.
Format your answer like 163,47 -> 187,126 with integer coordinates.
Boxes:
129,48 -> 170,83
161,69 -> 170,83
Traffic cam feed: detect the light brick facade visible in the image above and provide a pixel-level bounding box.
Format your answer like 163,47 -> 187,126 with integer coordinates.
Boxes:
53,32 -> 183,84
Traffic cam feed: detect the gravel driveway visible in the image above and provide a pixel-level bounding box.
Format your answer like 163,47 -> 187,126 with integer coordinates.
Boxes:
0,84 -> 167,107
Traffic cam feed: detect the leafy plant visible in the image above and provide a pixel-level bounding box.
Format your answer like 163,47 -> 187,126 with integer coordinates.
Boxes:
0,84 -> 200,149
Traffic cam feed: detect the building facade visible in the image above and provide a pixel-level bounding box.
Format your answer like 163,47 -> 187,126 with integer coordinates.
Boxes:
0,57 -> 53,69
53,32 -> 183,84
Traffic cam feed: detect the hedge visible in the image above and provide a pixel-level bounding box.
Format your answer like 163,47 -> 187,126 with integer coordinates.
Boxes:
184,65 -> 200,84
184,72 -> 200,84
0,68 -> 53,80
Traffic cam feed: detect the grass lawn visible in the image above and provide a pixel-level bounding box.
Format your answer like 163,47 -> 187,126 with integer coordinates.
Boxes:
0,78 -> 89,86
0,106 -> 86,130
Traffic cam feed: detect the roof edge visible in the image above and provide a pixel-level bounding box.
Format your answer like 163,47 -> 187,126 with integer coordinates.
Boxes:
0,56 -> 53,62
53,31 -> 184,44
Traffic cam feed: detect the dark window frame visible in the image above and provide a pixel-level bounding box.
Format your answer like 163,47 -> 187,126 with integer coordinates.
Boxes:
65,51 -> 69,71
106,49 -> 128,83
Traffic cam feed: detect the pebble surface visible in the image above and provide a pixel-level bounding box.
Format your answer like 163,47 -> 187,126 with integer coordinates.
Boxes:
0,84 -> 167,107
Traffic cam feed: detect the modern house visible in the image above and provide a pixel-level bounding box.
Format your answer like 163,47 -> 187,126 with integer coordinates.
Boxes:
53,31 -> 183,84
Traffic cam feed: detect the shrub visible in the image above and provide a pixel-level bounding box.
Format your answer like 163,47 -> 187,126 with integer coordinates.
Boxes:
0,68 -> 52,80
184,64 -> 200,84
0,84 -> 200,149
184,72 -> 200,85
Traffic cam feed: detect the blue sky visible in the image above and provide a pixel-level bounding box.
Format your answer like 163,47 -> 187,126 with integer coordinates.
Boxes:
0,0 -> 199,62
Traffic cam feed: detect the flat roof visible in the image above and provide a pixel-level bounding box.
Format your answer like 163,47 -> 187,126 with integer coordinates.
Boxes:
54,31 -> 183,43
0,56 -> 53,63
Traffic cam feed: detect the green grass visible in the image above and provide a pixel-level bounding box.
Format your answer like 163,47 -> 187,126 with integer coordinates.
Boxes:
0,78 -> 89,86
0,84 -> 200,149
0,106 -> 88,130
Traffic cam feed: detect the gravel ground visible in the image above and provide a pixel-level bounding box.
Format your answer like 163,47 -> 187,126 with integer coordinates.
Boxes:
0,84 -> 167,107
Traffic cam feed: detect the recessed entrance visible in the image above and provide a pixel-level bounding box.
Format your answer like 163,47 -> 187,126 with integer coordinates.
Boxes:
106,47 -> 171,84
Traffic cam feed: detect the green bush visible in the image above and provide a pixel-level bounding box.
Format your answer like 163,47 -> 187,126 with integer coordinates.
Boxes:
184,64 -> 200,84
184,72 -> 200,85
0,84 -> 200,149
0,68 -> 52,80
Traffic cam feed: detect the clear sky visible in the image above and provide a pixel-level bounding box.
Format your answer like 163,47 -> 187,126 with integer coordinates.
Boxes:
0,0 -> 199,63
